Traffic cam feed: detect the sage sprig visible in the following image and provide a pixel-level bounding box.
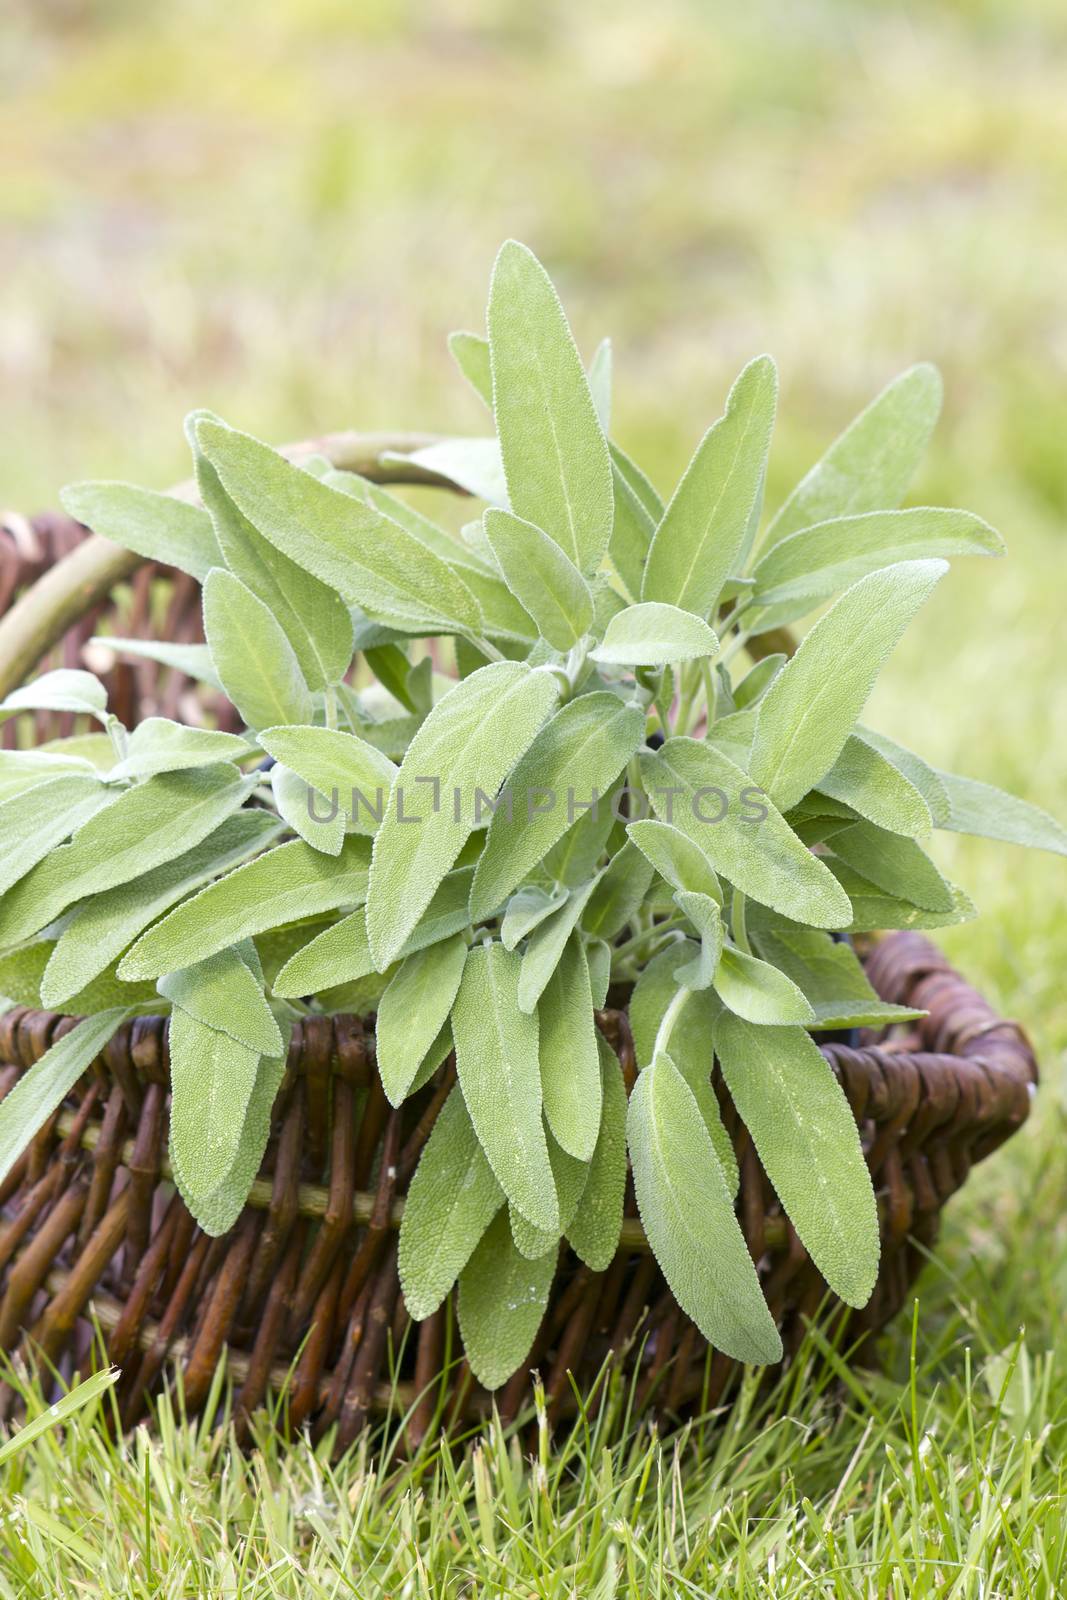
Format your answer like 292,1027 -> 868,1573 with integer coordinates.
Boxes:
1,240 -> 1063,1392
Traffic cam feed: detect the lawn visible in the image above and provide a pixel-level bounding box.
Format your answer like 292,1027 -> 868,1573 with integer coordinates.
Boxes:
1,0 -> 1066,1591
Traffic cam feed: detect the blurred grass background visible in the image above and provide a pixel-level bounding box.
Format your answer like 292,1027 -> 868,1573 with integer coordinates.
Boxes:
1,0 -> 1066,1586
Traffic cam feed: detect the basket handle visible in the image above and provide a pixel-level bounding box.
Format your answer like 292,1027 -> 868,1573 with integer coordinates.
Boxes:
0,430 -> 463,699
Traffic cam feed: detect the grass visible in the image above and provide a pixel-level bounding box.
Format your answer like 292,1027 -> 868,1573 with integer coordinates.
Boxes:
2,0 -> 1067,1591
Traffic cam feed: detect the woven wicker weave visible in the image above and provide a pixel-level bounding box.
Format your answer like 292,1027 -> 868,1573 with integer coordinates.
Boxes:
0,508 -> 1040,1447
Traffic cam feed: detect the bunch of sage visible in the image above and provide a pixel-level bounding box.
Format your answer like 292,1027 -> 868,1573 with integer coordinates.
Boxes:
1,240 -> 1063,1387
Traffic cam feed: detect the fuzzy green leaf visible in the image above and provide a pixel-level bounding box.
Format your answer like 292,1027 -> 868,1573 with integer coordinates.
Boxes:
457,1210 -> 556,1390
272,868 -> 473,999
856,727 -> 949,827
627,819 -> 723,902
752,506 -> 1003,618
452,941 -> 557,1232
935,769 -> 1067,856
174,1037 -> 288,1238
589,602 -> 719,667
449,329 -> 493,406
60,481 -> 222,583
203,568 -> 314,731
641,356 -> 777,618
825,860 -> 975,932
119,835 -> 371,980
0,669 -> 109,726
500,885 -> 568,951
488,241 -> 613,574
108,719 -> 251,783
608,463 -> 655,603
672,891 -> 724,990
762,363 -> 942,552
258,725 -> 397,835
167,1006 -> 261,1229
749,561 -> 947,813
714,1014 -> 879,1306
732,654 -> 786,710
0,775 -> 113,898
271,765 -> 345,855
196,418 -> 483,634
0,1008 -> 132,1185
367,663 -> 560,969
188,411 -> 354,689
565,1035 -> 628,1270
815,734 -> 933,837
581,840 -> 655,941
749,924 -> 925,1030
470,692 -> 643,922
376,935 -> 467,1107
159,945 -> 282,1056
399,1086 -> 504,1320
713,946 -> 815,1025
639,738 -> 852,928
509,1131 -> 589,1259
482,507 -> 595,650
0,766 -> 256,948
627,1052 -> 781,1362
827,820 -> 955,911
537,934 -> 601,1160
89,638 -> 223,692
41,812 -> 280,1009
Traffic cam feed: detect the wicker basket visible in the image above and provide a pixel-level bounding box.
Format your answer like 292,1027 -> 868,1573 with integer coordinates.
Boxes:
0,505 -> 1040,1448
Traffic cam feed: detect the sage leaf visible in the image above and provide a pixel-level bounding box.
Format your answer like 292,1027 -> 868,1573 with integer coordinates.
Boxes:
60,481 -> 222,583
488,240 -> 613,574
203,568 -> 314,730
588,336 -> 612,431
589,602 -> 719,668
376,935 -> 467,1107
752,506 -> 1003,618
483,507 -> 594,650
0,748 -> 99,804
935,769 -> 1067,856
392,438 -> 508,508
815,733 -> 933,837
119,835 -> 371,980
177,1038 -> 288,1237
449,329 -> 493,406
0,669 -> 109,726
188,410 -> 354,689
452,941 -> 558,1232
510,1128 -> 589,1259
627,819 -> 722,902
749,561 -> 948,813
749,924 -> 925,1030
641,355 -> 777,618
0,766 -> 256,948
627,1052 -> 781,1362
89,638 -> 223,692
856,726 -> 950,827
825,859 -> 975,932
762,363 -> 942,552
639,738 -> 851,928
458,1209 -> 556,1390
367,663 -> 560,969
672,891 -> 723,989
41,811 -> 280,1009
258,725 -> 397,835
714,1014 -> 880,1306
537,934 -> 601,1160
0,776 -> 113,898
167,1006 -> 260,1229
108,718 -> 251,782
0,1008 -> 132,1185
500,884 -> 568,951
271,765 -> 345,855
713,946 -> 815,1025
827,820 -> 955,911
0,940 -> 155,1018
273,868 -> 474,999
196,418 -> 483,634
158,946 -> 282,1056
399,1086 -> 503,1320
470,692 -> 644,922
610,440 -> 663,521
732,654 -> 786,710
586,937 -> 611,1007
566,1035 -> 627,1270
609,463 -> 654,604
581,840 -> 655,940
